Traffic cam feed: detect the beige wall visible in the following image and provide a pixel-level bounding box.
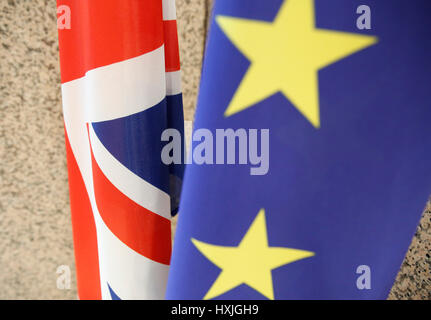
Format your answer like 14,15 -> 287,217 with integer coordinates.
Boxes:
0,0 -> 429,299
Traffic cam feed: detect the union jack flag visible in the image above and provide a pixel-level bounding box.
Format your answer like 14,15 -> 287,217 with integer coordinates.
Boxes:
57,0 -> 184,299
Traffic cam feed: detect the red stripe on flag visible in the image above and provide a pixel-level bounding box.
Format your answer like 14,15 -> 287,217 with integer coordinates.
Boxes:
64,128 -> 102,300
163,20 -> 181,72
89,138 -> 172,265
57,0 -> 164,83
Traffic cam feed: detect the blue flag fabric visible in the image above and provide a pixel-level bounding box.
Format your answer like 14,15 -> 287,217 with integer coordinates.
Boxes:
167,0 -> 431,299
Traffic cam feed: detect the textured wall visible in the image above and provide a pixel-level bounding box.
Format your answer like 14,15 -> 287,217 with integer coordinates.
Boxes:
0,0 -> 429,299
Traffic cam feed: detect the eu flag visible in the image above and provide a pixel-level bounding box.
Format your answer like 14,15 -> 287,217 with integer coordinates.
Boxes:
166,0 -> 431,299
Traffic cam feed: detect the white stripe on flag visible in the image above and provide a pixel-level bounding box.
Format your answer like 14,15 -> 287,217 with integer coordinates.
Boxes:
94,209 -> 169,300
162,0 -> 177,21
166,70 -> 182,96
62,45 -> 167,123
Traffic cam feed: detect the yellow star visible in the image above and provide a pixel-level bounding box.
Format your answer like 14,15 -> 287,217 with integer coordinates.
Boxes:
192,209 -> 314,300
217,0 -> 378,128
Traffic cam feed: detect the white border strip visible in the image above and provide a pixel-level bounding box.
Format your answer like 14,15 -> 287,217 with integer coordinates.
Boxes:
166,70 -> 182,96
162,0 -> 177,20
62,45 -> 167,123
